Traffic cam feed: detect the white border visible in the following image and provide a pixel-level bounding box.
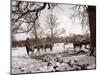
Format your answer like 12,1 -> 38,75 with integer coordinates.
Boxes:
0,0 -> 99,75
19,0 -> 96,5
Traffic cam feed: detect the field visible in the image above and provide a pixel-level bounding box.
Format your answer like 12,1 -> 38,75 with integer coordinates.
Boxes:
11,43 -> 96,74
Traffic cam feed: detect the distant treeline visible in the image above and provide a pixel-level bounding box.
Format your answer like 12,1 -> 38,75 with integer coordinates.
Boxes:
12,34 -> 90,48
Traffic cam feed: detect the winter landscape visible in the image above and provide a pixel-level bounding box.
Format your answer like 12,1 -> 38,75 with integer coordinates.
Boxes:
12,43 -> 96,74
11,0 -> 96,74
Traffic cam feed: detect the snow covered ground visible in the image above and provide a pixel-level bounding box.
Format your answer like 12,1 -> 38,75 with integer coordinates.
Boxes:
11,43 -> 96,74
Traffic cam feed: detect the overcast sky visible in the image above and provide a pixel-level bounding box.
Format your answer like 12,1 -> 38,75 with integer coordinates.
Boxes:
15,3 -> 85,41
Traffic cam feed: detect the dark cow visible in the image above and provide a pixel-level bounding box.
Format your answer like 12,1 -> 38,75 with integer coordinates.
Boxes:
82,41 -> 90,49
73,41 -> 82,49
25,38 -> 33,56
26,44 -> 53,55
25,38 -> 53,56
73,40 -> 90,51
44,44 -> 53,52
32,44 -> 44,53
32,44 -> 53,53
26,46 -> 33,56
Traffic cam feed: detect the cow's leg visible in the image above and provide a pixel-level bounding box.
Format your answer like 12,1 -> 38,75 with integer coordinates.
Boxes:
31,47 -> 34,56
50,46 -> 52,51
74,46 -> 76,52
80,43 -> 82,50
32,48 -> 34,53
26,47 -> 30,56
41,47 -> 43,53
45,47 -> 46,53
41,45 -> 44,52
73,44 -> 76,52
84,44 -> 87,49
38,48 -> 40,53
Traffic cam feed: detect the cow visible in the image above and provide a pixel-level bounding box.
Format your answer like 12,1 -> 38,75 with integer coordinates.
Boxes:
82,40 -> 90,49
73,41 -> 82,51
32,44 -> 44,53
44,44 -> 53,52
32,43 -> 53,53
73,40 -> 90,52
25,38 -> 33,56
25,38 -> 54,56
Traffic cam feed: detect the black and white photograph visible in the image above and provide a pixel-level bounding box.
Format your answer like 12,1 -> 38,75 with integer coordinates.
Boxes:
11,0 -> 96,74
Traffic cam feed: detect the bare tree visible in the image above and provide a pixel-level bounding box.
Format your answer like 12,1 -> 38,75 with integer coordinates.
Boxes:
71,5 -> 96,56
11,0 -> 57,35
46,14 -> 58,39
46,13 -> 65,43
87,6 -> 96,56
30,19 -> 43,43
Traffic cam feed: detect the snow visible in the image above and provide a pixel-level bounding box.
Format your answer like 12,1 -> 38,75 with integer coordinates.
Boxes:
11,43 -> 96,74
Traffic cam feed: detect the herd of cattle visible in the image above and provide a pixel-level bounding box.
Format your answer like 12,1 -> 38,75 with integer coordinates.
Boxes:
25,38 -> 90,56
26,43 -> 53,56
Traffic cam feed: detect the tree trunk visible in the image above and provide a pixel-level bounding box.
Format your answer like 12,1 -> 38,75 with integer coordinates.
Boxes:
87,6 -> 96,56
34,33 -> 39,43
51,28 -> 54,44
